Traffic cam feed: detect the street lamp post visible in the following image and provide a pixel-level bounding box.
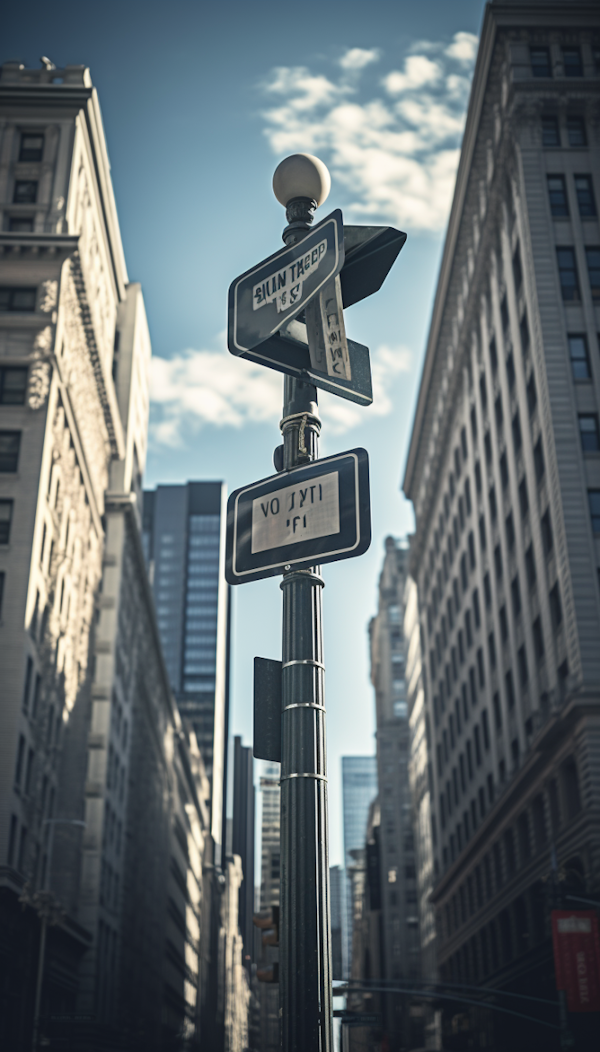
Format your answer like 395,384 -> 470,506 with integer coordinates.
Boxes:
274,155 -> 333,1052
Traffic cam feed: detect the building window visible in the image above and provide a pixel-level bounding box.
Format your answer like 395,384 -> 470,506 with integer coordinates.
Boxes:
0,499 -> 14,544
494,544 -> 503,582
517,645 -> 529,688
9,216 -> 34,232
489,485 -> 497,522
483,572 -> 491,609
557,248 -> 579,301
575,175 -> 597,217
548,175 -> 569,217
19,133 -> 44,162
493,692 -> 502,730
530,47 -> 551,77
562,47 -> 583,77
533,617 -> 545,662
511,575 -> 522,619
549,583 -> 563,629
500,452 -> 509,490
534,438 -> 545,481
0,431 -> 21,472
567,116 -> 587,147
519,478 -> 529,519
0,287 -> 37,312
541,115 -> 560,146
579,414 -> 600,452
488,631 -> 496,670
588,490 -> 600,533
13,181 -> 38,204
568,334 -> 591,380
541,510 -> 554,554
505,670 -> 515,710
585,248 -> 600,300
499,604 -> 508,643
512,244 -> 523,292
520,312 -> 530,355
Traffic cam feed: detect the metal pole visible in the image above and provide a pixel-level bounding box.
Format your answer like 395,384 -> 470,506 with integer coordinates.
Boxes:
278,200 -> 332,1052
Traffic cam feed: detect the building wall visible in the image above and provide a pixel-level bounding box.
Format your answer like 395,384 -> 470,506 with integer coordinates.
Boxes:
403,3 -> 600,1047
342,755 -> 378,972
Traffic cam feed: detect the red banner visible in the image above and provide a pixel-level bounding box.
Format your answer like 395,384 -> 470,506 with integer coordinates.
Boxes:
552,910 -> 600,1012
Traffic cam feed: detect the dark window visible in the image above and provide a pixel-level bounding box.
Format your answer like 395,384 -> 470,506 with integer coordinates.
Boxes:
520,312 -> 530,355
500,452 -> 509,489
505,669 -> 515,709
518,813 -> 531,863
512,244 -> 523,292
563,758 -> 581,818
585,247 -> 600,301
541,510 -> 554,554
15,734 -> 25,786
461,426 -> 468,461
533,617 -> 545,662
542,115 -> 560,146
484,572 -> 491,608
0,432 -> 21,472
530,47 -> 551,77
568,334 -> 591,380
567,116 -> 587,147
548,175 -> 569,217
469,666 -> 477,706
477,647 -> 485,688
562,47 -> 582,77
470,406 -> 478,440
0,287 -> 37,312
454,447 -> 461,478
534,438 -> 545,481
588,490 -> 600,532
1,367 -> 28,406
13,181 -> 38,204
494,543 -> 503,581
464,613 -> 472,650
512,411 -> 522,452
579,414 -> 599,452
464,478 -> 472,516
506,512 -> 515,551
575,175 -> 597,217
550,583 -> 563,629
472,588 -> 481,629
484,431 -> 492,465
19,133 -> 44,162
9,216 -> 34,232
517,645 -> 528,687
479,514 -> 486,551
488,631 -> 497,670
466,740 -> 473,780
511,575 -> 522,618
0,570 -> 4,618
474,725 -> 482,766
460,553 -> 468,592
0,500 -> 14,544
533,795 -> 546,850
525,544 -> 537,588
479,374 -> 488,412
500,605 -> 508,643
495,392 -> 503,430
489,485 -> 497,522
490,337 -> 498,373
506,352 -> 515,390
493,692 -> 502,730
519,478 -> 529,519
527,375 -> 537,416
475,460 -> 482,494
468,531 -> 475,570
557,248 -> 580,301
482,708 -> 490,751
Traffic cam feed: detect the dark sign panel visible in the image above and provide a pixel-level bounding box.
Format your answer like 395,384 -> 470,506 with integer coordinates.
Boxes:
226,449 -> 371,585
247,326 -> 373,405
228,209 -> 344,355
552,910 -> 600,1012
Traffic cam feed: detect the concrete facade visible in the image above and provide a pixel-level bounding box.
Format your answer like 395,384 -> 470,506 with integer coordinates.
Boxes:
403,3 -> 600,1048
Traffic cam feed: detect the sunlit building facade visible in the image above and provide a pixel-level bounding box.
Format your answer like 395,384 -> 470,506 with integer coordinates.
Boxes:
403,2 -> 600,1047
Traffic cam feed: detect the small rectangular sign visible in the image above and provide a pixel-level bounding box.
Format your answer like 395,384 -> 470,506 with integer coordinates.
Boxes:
552,910 -> 600,1012
228,210 -> 344,355
226,449 -> 371,585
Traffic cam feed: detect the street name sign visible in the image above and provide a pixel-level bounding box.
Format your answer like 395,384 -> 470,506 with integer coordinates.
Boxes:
225,449 -> 371,584
228,209 -> 344,355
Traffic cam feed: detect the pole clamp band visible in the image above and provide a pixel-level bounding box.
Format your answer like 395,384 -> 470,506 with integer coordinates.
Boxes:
283,703 -> 326,713
282,659 -> 325,671
280,772 -> 328,783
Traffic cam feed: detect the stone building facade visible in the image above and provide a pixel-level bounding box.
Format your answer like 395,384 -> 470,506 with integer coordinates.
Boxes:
402,2 -> 600,1048
0,60 -> 228,1052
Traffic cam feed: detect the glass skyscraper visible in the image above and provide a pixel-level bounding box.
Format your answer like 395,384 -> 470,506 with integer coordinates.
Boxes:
342,755 -> 378,971
142,481 -> 230,852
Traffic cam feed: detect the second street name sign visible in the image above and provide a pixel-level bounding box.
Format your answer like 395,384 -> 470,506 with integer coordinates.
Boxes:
226,449 -> 371,584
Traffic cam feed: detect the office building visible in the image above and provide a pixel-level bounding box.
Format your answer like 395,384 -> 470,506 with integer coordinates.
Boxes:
0,59 -> 223,1051
257,761 -> 280,1052
402,2 -> 600,1047
342,755 -> 378,968
142,480 -> 230,855
232,734 -> 255,969
329,864 -> 346,980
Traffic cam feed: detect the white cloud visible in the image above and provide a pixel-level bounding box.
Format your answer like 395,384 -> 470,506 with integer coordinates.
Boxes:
260,31 -> 478,233
149,341 -> 412,445
445,31 -> 479,65
339,47 -> 380,71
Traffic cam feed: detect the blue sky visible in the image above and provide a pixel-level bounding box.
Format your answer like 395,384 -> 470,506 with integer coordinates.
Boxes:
5,0 -> 487,865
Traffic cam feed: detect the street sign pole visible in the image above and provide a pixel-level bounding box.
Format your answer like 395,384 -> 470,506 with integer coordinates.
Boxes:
278,188 -> 332,1052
